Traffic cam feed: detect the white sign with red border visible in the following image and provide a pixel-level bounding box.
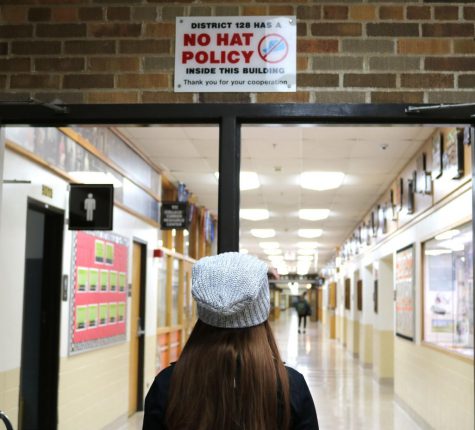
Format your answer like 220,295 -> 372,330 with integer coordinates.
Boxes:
174,16 -> 296,93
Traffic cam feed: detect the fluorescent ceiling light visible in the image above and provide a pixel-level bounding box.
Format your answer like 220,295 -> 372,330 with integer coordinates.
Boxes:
69,171 -> 123,188
297,241 -> 319,249
259,241 -> 280,249
300,171 -> 345,191
251,229 -> 276,238
263,248 -> 282,255
298,229 -> 323,238
240,209 -> 270,221
299,209 -> 330,221
435,229 -> 460,241
215,171 -> 260,190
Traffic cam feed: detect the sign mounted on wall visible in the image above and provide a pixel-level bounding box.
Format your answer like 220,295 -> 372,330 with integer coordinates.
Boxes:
69,184 -> 114,231
174,16 -> 296,93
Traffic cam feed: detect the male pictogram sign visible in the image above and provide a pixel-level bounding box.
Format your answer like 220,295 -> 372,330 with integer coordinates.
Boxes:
258,34 -> 289,63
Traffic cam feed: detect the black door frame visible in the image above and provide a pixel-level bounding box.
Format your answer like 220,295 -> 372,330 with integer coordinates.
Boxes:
20,198 -> 64,430
1,102 -> 474,417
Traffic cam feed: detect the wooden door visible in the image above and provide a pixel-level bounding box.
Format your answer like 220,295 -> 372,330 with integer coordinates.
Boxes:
128,243 -> 141,416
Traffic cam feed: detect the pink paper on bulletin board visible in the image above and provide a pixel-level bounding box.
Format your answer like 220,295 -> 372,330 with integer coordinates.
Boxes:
69,231 -> 129,354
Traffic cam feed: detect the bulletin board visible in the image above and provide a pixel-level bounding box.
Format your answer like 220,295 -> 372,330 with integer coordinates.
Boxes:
395,245 -> 415,341
69,231 -> 129,354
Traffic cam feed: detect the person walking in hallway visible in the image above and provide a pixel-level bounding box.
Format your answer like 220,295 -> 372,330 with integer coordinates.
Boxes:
296,293 -> 311,334
143,252 -> 319,430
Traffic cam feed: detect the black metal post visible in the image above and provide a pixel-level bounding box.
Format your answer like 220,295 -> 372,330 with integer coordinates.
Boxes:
218,116 -> 240,253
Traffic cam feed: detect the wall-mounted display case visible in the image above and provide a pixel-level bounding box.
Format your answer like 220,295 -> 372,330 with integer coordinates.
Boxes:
423,222 -> 473,358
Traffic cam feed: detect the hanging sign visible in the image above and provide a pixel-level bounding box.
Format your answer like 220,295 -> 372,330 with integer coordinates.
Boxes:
174,16 -> 296,93
160,202 -> 189,230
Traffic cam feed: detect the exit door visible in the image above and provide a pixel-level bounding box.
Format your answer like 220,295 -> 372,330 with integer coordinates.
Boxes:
19,199 -> 64,430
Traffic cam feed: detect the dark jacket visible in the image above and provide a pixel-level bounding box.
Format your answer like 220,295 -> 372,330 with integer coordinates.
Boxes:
296,299 -> 311,317
143,364 -> 319,430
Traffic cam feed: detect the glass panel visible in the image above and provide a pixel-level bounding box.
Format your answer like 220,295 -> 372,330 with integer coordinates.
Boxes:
424,222 -> 473,357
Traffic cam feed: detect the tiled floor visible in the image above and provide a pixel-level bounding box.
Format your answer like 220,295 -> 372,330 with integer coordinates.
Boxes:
125,310 -> 421,430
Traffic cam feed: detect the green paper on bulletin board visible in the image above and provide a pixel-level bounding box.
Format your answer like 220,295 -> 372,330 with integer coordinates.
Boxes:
88,304 -> 98,327
95,240 -> 104,263
89,269 -> 98,291
76,306 -> 87,330
118,303 -> 125,322
100,271 -> 108,292
119,273 -> 126,292
78,268 -> 88,291
110,271 -> 117,291
109,303 -> 117,323
106,243 -> 114,264
99,304 -> 108,325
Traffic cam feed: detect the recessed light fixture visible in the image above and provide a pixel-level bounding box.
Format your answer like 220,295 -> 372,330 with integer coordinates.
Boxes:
250,228 -> 276,238
298,209 -> 330,221
298,229 -> 323,238
215,171 -> 260,190
240,209 -> 270,221
297,241 -> 319,249
300,171 -> 345,191
435,229 -> 460,241
259,241 -> 280,249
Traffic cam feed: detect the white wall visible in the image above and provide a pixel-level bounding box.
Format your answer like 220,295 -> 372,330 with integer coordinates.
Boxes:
0,150 -> 69,372
0,149 -> 161,428
361,264 -> 373,326
0,128 -> 5,233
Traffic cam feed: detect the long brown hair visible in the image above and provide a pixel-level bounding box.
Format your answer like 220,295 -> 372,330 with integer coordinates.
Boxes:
165,319 -> 291,430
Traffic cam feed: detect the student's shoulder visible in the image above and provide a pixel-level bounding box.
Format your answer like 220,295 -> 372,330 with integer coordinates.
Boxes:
154,363 -> 175,384
284,365 -> 306,386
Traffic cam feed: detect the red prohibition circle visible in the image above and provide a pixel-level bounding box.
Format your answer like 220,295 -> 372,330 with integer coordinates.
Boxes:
257,33 -> 289,64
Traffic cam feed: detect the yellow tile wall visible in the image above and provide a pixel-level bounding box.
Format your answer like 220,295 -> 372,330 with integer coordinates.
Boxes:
373,329 -> 394,381
359,323 -> 373,367
395,338 -> 474,430
57,343 -> 128,430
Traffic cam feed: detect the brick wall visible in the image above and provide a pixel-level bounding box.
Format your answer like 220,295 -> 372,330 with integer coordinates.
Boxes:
0,0 -> 474,104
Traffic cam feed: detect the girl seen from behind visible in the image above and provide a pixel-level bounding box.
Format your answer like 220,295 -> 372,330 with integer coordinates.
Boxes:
143,252 -> 319,430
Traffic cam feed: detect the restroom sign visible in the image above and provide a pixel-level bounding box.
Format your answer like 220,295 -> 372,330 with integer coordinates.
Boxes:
174,16 -> 296,92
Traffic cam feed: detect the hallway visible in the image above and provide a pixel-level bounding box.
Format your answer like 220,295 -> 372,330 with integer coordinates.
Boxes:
125,310 -> 422,430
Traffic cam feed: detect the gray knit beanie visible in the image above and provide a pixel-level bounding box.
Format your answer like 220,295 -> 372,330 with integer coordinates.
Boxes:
192,252 -> 270,328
